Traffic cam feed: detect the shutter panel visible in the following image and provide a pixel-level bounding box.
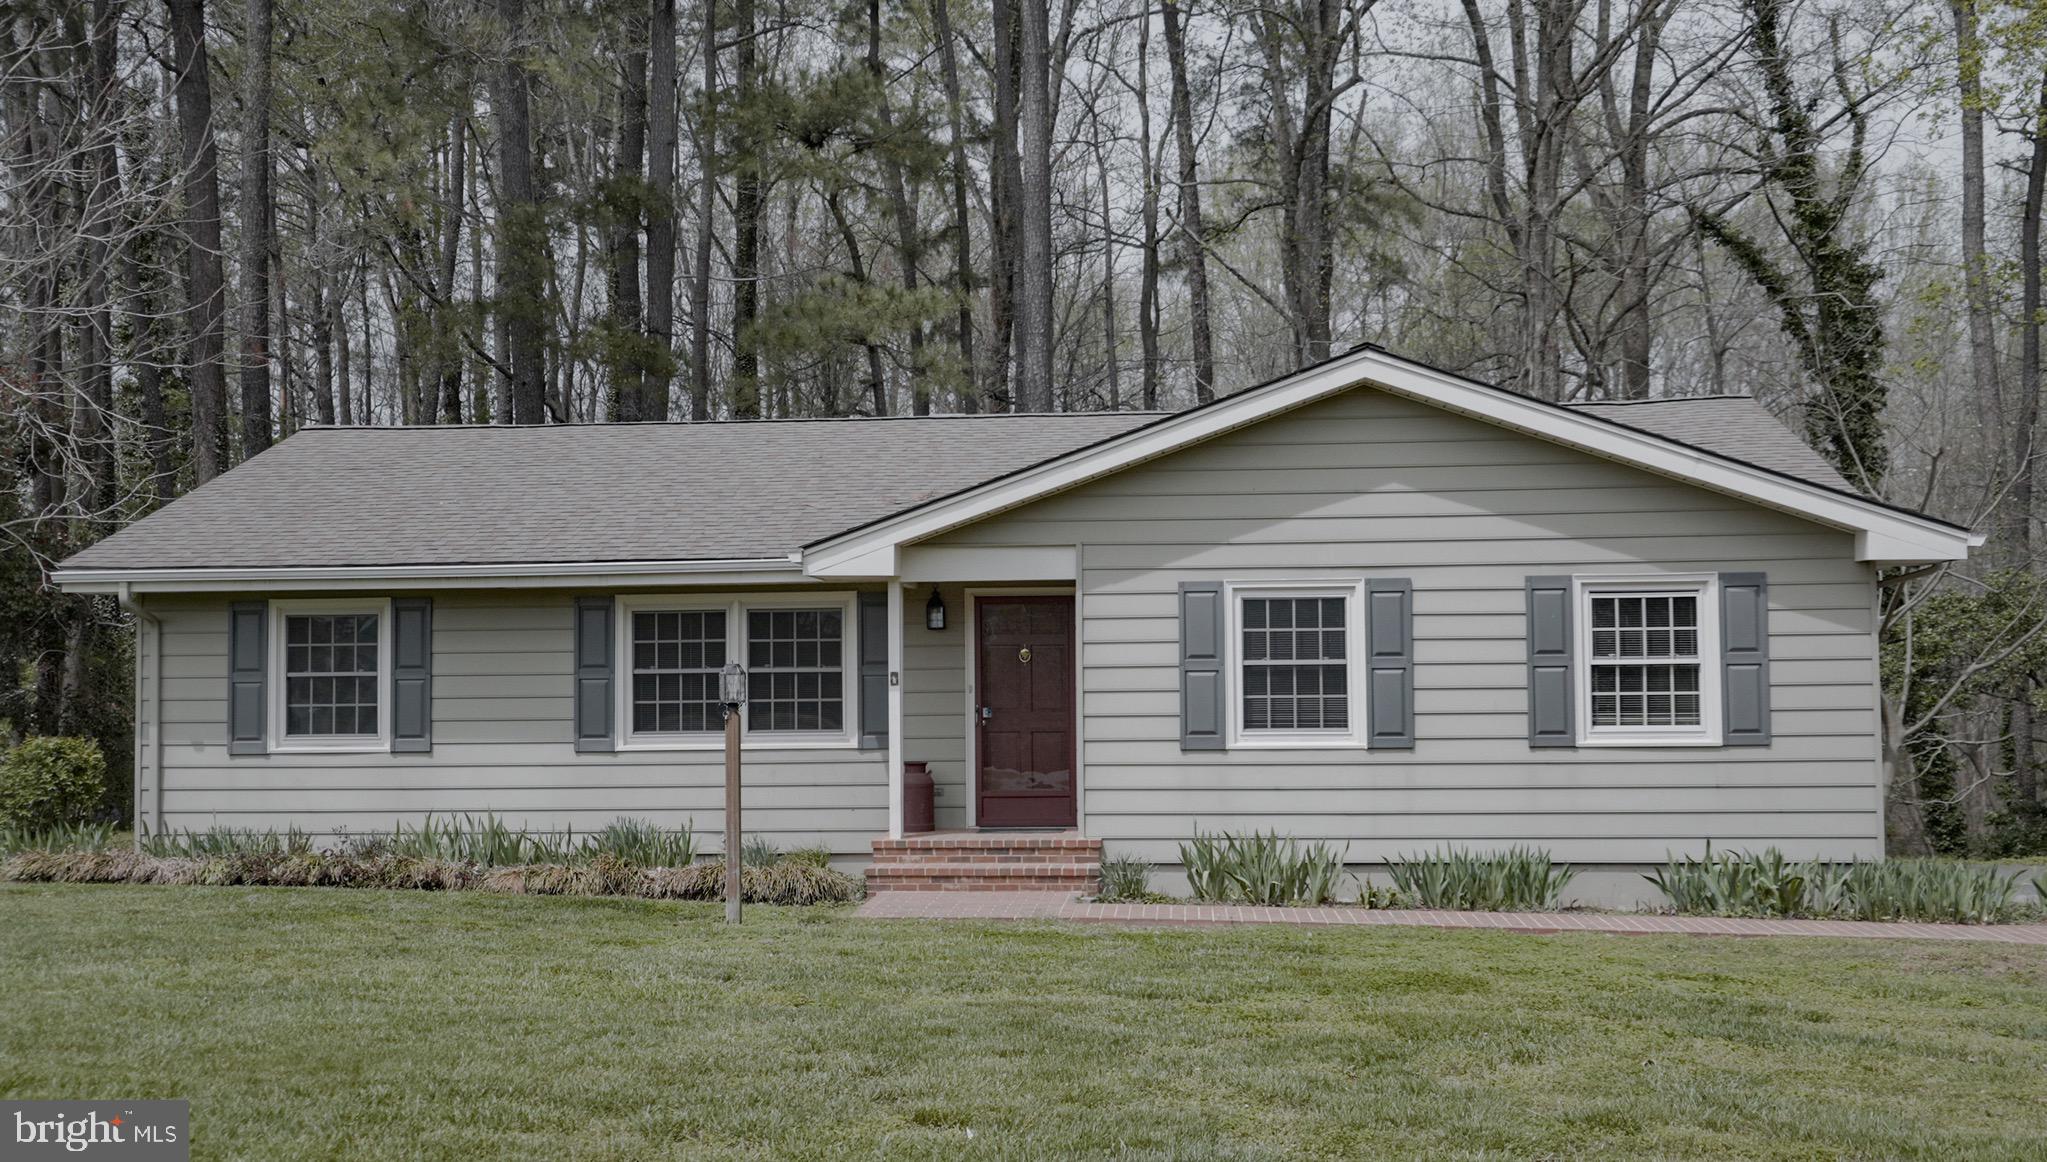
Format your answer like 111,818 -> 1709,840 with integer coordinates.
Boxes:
228,601 -> 268,755
390,597 -> 433,753
1179,581 -> 1225,751
1526,576 -> 1575,748
1719,572 -> 1771,746
857,590 -> 889,750
573,596 -> 615,753
1366,578 -> 1414,748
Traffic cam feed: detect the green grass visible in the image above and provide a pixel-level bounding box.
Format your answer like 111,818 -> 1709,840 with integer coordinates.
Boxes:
3,885 -> 2046,1160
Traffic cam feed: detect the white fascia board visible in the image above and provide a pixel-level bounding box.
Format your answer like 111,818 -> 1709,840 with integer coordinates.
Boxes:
53,557 -> 807,594
804,543 -> 897,580
801,347 -> 1979,572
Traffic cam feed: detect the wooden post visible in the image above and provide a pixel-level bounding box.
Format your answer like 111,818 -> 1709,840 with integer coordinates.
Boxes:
724,705 -> 741,923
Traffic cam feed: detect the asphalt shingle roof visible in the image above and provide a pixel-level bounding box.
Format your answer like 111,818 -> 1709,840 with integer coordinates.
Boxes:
63,413 -> 1161,569
1562,395 -> 1856,493
61,385 -> 1870,574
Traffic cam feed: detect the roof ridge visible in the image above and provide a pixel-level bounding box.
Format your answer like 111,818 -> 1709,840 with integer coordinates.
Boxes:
1561,395 -> 1757,407
292,411 -> 1169,433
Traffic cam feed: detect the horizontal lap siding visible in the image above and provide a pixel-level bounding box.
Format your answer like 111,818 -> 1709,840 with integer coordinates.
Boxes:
926,386 -> 1884,864
902,583 -> 970,828
145,592 -> 886,851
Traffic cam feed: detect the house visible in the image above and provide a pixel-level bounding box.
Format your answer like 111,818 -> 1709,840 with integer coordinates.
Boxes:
54,345 -> 1981,902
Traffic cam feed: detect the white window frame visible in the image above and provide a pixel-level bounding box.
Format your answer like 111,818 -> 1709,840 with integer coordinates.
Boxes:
614,591 -> 860,751
1572,573 -> 1722,747
269,597 -> 393,754
1223,580 -> 1368,749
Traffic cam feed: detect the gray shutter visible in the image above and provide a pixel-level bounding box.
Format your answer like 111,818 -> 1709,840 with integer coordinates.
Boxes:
1720,572 -> 1771,746
1526,576 -> 1574,748
1179,581 -> 1225,751
228,601 -> 268,755
390,597 -> 433,753
857,590 -> 889,750
574,596 -> 615,753
1366,578 -> 1414,748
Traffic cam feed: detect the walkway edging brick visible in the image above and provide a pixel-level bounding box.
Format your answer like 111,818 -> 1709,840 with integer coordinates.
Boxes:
855,891 -> 2047,944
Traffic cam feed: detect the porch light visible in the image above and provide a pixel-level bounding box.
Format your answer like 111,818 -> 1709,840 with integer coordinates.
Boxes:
926,586 -> 946,631
719,661 -> 747,711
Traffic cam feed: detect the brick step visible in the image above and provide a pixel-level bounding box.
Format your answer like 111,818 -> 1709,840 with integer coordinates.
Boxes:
865,862 -> 1100,892
873,835 -> 1100,854
871,851 -> 1099,866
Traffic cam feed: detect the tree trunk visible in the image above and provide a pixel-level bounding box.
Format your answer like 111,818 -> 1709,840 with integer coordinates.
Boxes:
1161,0 -> 1213,401
238,0 -> 274,454
608,23 -> 648,421
931,0 -> 977,410
1137,7 -> 1160,410
1952,0 -> 2003,508
1013,0 -> 1054,411
1095,133 -> 1121,411
870,0 -> 927,413
2015,68 -> 2047,816
438,115 -> 466,423
78,0 -> 121,515
989,0 -> 1023,408
495,0 -> 547,423
689,0 -> 716,420
645,0 -> 677,420
166,0 -> 230,480
729,0 -> 761,418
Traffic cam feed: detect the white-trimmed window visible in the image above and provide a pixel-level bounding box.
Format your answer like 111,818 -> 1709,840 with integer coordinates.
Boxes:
1575,576 -> 1721,745
616,593 -> 857,748
1225,583 -> 1365,747
270,599 -> 392,751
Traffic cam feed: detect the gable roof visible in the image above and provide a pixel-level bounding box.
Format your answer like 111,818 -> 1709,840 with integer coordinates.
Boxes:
55,343 -> 1979,592
58,412 -> 1158,574
802,345 -> 1978,574
1560,396 -> 1856,493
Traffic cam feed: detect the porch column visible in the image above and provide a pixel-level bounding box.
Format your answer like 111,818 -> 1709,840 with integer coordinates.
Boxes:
886,578 -> 906,838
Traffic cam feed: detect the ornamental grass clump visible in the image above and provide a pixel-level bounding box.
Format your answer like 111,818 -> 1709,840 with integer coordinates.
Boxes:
1647,847 -> 2030,924
1179,830 -> 1346,905
143,825 -> 312,859
1385,847 -> 1576,911
1094,853 -> 1158,902
589,818 -> 697,867
0,820 -> 119,855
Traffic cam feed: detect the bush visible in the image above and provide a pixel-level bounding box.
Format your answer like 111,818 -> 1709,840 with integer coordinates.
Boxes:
1179,830 -> 1346,905
1386,847 -> 1576,911
740,835 -> 782,867
588,818 -> 697,867
0,738 -> 108,833
143,825 -> 312,859
1647,847 -> 2030,924
0,820 -> 120,856
3,848 -> 865,905
1095,853 -> 1157,902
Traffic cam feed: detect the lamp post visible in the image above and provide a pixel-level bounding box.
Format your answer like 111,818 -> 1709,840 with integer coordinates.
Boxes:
720,661 -> 746,924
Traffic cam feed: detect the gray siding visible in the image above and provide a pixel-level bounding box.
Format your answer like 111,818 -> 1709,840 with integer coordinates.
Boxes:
902,583 -> 970,828
146,591 -> 885,851
927,385 -> 1883,864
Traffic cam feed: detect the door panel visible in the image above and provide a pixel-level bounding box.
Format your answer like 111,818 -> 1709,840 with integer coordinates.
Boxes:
976,596 -> 1076,828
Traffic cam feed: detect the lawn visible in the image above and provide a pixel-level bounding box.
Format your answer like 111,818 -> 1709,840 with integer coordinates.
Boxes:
3,886 -> 2045,1160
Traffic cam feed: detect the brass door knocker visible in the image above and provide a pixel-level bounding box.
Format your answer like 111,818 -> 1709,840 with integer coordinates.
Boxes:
1018,647 -> 1033,664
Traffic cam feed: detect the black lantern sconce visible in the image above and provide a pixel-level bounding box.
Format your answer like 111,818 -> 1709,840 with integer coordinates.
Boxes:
925,586 -> 947,631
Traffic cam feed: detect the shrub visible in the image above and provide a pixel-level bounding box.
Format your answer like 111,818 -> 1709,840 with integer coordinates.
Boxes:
1647,848 -> 2030,924
784,843 -> 834,869
740,835 -> 782,867
0,738 -> 108,833
143,825 -> 311,859
1644,845 -> 1807,918
588,818 -> 696,867
1095,853 -> 1156,902
2,848 -> 864,905
1179,830 -> 1346,905
0,820 -> 120,855
1386,847 -> 1576,911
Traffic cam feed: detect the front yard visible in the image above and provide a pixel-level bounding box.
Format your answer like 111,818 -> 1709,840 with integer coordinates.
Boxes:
3,885 -> 2045,1160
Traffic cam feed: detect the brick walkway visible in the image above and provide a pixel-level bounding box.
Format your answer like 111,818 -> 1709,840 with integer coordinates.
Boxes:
856,891 -> 2047,944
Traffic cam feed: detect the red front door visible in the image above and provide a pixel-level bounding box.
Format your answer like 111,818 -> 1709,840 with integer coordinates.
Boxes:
976,596 -> 1076,828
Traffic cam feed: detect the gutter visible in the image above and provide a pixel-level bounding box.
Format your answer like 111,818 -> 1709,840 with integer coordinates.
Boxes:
55,555 -> 807,594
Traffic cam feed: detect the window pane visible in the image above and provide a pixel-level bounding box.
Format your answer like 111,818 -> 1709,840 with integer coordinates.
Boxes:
743,606 -> 845,734
1240,595 -> 1350,735
629,606 -> 727,734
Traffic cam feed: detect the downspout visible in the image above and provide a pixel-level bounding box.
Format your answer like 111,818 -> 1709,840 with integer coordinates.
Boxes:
115,583 -> 162,851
